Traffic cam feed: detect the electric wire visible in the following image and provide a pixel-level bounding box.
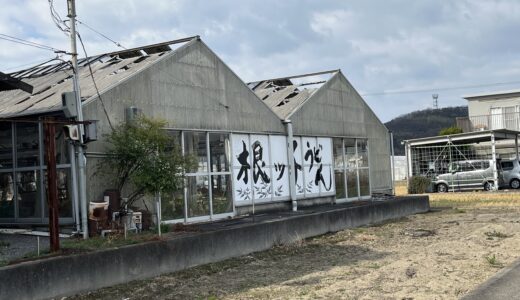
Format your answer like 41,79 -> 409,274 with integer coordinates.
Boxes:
76,31 -> 114,131
76,19 -> 126,49
48,0 -> 70,35
361,80 -> 520,96
0,34 -> 65,53
2,56 -> 59,72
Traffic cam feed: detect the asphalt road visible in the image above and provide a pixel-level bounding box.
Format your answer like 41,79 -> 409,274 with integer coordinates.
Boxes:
462,258 -> 520,300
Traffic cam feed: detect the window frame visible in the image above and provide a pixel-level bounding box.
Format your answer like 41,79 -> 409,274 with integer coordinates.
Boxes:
333,137 -> 371,203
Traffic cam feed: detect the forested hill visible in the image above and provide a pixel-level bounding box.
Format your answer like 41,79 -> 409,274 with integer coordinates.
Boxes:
385,106 -> 468,155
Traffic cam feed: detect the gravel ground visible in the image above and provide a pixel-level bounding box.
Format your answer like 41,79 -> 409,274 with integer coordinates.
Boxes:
69,205 -> 520,300
0,233 -> 50,262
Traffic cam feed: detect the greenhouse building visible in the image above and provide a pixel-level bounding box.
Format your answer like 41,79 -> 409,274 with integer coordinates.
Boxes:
0,36 -> 393,228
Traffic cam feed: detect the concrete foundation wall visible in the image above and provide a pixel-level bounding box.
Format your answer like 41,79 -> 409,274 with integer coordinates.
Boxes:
0,196 -> 429,300
235,196 -> 335,215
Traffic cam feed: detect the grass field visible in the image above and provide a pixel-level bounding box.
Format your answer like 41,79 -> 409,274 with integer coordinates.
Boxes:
395,180 -> 520,207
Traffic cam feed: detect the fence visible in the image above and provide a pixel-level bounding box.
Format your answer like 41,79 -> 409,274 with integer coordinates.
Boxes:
457,112 -> 520,133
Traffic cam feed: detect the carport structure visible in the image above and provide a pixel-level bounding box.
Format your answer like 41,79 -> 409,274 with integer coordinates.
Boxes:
403,129 -> 520,191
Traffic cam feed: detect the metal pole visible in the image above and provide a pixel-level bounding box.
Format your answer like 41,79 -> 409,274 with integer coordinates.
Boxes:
68,0 -> 88,239
390,131 -> 395,195
44,118 -> 60,252
515,134 -> 520,160
405,142 -> 412,193
284,120 -> 297,211
69,142 -> 81,233
491,133 -> 498,191
448,140 -> 454,192
156,192 -> 161,237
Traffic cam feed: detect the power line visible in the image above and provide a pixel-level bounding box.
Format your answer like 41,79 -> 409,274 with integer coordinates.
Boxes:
77,19 -> 126,49
361,80 -> 520,96
48,0 -> 70,35
0,34 -> 65,53
1,56 -> 58,72
76,31 -> 114,130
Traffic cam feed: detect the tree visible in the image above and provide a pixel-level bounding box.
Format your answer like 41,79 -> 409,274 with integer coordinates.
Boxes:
101,116 -> 194,209
439,126 -> 463,136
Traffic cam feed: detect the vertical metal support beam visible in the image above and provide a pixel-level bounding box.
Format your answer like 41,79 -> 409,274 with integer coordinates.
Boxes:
44,119 -> 59,252
156,192 -> 161,236
515,134 -> 520,160
206,132 -> 213,218
448,140 -> 454,192
69,142 -> 80,233
390,131 -> 395,195
491,133 -> 498,191
283,120 -> 297,211
405,142 -> 412,193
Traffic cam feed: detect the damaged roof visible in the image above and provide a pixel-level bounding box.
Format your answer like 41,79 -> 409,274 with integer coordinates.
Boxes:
248,69 -> 339,120
0,36 -> 198,118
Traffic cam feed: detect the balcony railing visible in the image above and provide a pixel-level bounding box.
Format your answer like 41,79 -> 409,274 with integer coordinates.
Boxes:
457,112 -> 520,133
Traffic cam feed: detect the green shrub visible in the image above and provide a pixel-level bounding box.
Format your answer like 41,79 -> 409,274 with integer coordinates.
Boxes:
408,176 -> 432,194
439,126 -> 463,136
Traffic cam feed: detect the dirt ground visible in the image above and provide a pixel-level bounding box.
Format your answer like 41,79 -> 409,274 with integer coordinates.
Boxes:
70,197 -> 520,300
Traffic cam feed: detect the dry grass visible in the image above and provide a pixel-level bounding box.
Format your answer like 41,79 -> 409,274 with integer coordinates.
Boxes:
394,180 -> 520,208
71,205 -> 520,300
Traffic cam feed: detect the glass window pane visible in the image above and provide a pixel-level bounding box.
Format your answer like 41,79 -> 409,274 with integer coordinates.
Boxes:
166,130 -> 182,152
211,175 -> 232,214
161,189 -> 184,220
0,122 -> 13,169
357,139 -> 369,168
335,170 -> 346,199
209,133 -> 230,172
55,128 -> 70,165
333,138 -> 344,169
184,132 -> 208,173
17,170 -> 42,218
0,172 -> 15,218
43,168 -> 73,218
16,122 -> 40,168
347,169 -> 358,199
186,176 -> 209,218
44,127 -> 70,166
359,168 -> 370,197
345,139 -> 357,170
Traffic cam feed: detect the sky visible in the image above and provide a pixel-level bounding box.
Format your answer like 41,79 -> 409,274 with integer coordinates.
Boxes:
1,0 -> 520,122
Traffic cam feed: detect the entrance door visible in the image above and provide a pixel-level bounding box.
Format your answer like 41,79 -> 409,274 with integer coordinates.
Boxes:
183,131 -> 233,223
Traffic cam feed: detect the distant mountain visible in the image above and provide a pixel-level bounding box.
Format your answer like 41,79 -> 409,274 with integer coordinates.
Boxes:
385,106 -> 468,155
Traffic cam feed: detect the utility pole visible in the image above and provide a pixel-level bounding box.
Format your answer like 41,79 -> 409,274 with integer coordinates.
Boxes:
44,117 -> 60,252
67,0 -> 89,239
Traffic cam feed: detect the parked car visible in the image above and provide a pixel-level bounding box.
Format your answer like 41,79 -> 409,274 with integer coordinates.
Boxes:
433,159 -> 503,192
500,159 -> 520,189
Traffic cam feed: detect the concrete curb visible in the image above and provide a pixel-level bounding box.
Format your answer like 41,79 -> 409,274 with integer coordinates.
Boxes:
461,257 -> 520,300
0,196 -> 429,300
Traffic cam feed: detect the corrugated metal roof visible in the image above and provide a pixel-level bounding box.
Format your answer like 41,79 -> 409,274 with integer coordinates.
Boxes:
463,88 -> 520,100
0,36 -> 198,118
249,70 -> 338,120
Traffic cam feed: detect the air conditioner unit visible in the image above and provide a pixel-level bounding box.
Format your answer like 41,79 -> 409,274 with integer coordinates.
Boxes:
62,92 -> 78,119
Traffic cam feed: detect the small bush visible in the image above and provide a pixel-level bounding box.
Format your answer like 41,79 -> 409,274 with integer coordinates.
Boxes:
485,254 -> 502,267
484,230 -> 511,239
408,176 -> 432,194
439,126 -> 463,135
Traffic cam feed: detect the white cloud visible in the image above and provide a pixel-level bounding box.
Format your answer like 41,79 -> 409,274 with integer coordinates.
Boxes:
1,0 -> 520,122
